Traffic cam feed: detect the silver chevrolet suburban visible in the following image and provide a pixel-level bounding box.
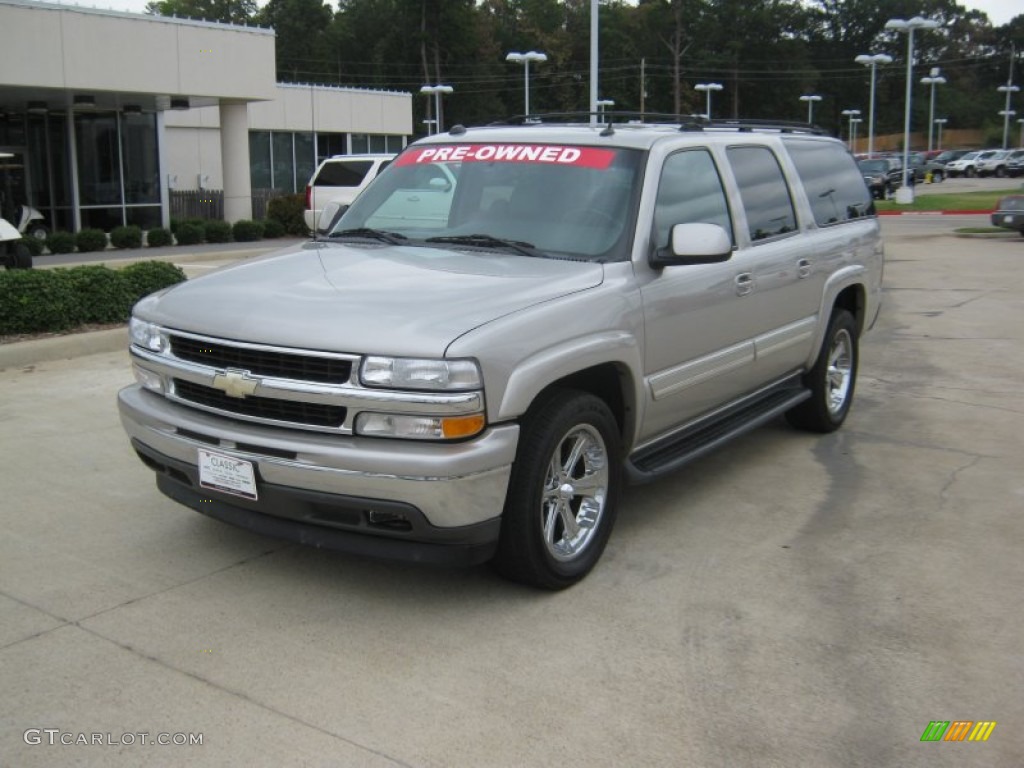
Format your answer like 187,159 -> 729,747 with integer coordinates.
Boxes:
119,116 -> 883,589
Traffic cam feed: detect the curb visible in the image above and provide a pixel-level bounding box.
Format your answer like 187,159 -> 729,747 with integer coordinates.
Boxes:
877,210 -> 992,216
0,327 -> 126,371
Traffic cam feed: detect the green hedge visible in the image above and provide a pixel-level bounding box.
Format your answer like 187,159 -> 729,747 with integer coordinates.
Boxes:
204,220 -> 233,243
232,219 -> 264,242
75,229 -> 108,253
110,225 -> 143,250
0,261 -> 187,335
267,194 -> 307,235
262,218 -> 286,239
47,231 -> 76,254
175,221 -> 204,245
146,228 -> 173,247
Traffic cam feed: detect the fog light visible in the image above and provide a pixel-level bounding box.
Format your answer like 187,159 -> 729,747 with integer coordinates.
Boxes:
133,364 -> 164,393
366,509 -> 412,531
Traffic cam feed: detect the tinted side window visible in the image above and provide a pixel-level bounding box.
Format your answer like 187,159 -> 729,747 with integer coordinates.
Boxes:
785,140 -> 874,226
726,146 -> 797,242
652,149 -> 733,249
315,160 -> 373,187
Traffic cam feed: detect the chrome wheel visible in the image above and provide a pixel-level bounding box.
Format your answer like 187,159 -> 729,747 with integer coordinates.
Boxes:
541,424 -> 609,562
826,328 -> 854,416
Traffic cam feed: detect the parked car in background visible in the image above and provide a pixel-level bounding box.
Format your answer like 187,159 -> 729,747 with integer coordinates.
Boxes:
858,157 -> 902,199
932,149 -> 969,166
976,150 -> 1012,178
946,150 -> 993,178
907,152 -> 946,183
1006,150 -> 1024,178
991,194 -> 1024,235
303,154 -> 395,231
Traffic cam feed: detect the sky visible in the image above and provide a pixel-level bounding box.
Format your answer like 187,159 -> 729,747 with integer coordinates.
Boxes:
37,0 -> 1023,27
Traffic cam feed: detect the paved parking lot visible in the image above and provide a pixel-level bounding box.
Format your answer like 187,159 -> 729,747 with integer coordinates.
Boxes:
1,217 -> 1022,766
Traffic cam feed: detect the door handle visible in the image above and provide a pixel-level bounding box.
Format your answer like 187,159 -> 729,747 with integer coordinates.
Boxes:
735,273 -> 754,296
797,258 -> 812,279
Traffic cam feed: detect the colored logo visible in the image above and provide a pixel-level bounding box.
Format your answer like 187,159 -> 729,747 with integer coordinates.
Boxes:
920,721 -> 996,742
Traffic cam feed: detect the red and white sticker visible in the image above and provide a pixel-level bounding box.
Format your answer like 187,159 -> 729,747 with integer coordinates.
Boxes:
394,144 -> 616,169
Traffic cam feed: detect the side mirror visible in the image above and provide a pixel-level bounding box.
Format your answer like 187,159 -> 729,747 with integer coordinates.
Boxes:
650,222 -> 733,268
316,202 -> 348,236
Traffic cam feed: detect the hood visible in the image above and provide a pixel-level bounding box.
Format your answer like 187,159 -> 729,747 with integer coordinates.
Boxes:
138,241 -> 604,357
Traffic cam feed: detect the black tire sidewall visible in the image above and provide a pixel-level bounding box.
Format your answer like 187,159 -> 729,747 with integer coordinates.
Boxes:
493,390 -> 621,589
787,309 -> 859,433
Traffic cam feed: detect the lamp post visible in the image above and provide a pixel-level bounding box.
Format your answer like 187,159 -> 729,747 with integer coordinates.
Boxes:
885,16 -> 940,203
799,94 -> 822,123
997,84 -> 1020,149
855,53 -> 893,158
850,118 -> 863,155
506,51 -> 548,116
694,83 -> 723,120
841,109 -> 861,151
1018,117 -> 1024,147
920,68 -> 946,152
934,118 -> 948,151
419,85 -> 453,134
596,99 -> 615,119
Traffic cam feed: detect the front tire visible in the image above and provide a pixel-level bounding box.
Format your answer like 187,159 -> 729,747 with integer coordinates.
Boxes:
493,390 -> 621,590
786,309 -> 858,433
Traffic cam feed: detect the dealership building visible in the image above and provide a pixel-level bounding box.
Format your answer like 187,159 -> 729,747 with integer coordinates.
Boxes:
0,0 -> 412,232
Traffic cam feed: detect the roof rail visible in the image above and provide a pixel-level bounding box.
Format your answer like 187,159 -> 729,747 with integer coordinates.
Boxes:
487,112 -> 828,135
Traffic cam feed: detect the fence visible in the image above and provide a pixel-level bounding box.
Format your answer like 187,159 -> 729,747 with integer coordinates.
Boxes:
169,188 -> 283,221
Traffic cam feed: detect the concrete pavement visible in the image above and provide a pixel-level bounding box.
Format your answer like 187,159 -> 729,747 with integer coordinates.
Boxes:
1,218 -> 1022,766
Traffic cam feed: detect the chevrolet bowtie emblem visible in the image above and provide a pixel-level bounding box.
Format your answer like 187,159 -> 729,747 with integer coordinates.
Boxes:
212,369 -> 259,399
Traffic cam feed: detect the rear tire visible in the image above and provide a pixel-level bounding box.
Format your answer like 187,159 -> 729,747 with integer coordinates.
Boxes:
786,309 -> 858,433
492,390 -> 621,590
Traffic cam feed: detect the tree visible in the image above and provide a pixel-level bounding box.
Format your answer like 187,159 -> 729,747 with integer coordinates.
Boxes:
145,0 -> 257,24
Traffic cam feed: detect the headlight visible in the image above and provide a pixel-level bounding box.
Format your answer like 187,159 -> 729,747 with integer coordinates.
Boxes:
129,317 -> 168,353
355,412 -> 486,440
360,356 -> 482,391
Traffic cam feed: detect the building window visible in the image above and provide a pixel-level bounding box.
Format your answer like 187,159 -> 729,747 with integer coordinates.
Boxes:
350,134 -> 405,155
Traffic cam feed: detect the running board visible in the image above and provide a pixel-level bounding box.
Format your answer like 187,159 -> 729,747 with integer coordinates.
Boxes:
625,385 -> 811,484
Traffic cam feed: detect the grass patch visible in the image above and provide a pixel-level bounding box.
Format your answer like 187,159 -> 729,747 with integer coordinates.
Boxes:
875,190 -> 1015,213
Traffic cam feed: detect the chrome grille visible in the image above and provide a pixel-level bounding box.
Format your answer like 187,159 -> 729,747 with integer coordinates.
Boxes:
173,379 -> 347,428
170,335 -> 352,384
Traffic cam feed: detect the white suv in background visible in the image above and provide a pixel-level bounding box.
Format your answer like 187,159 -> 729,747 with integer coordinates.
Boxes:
976,150 -> 1011,178
303,154 -> 394,230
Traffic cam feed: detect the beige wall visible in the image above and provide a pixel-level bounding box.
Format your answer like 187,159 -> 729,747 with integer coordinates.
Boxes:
0,0 -> 276,102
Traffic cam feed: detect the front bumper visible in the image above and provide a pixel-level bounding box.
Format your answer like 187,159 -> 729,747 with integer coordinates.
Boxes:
991,212 -> 1024,232
118,385 -> 518,564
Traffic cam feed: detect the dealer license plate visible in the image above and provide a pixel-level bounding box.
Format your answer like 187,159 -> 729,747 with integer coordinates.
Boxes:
198,449 -> 257,501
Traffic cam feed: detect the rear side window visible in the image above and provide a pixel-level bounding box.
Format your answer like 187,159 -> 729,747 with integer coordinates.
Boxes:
315,160 -> 374,187
785,140 -> 874,226
726,146 -> 797,242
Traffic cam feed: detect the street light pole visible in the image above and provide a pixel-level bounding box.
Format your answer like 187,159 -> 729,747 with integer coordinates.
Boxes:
885,16 -> 940,204
506,51 -> 548,117
997,84 -> 1020,149
799,94 -> 822,124
850,118 -> 863,154
1018,117 -> 1024,147
419,85 -> 454,133
596,99 -> 615,119
841,109 -> 861,151
694,83 -> 723,120
934,118 -> 948,151
855,53 -> 893,158
920,68 -> 946,152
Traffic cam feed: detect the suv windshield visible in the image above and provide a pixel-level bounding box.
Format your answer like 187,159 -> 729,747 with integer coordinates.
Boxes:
858,159 -> 888,173
332,143 -> 644,261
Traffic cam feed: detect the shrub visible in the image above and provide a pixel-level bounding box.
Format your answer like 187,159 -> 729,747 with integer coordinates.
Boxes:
145,227 -> 173,248
46,231 -> 76,254
266,194 -> 307,236
232,219 -> 264,242
169,218 -> 181,235
110,225 -> 143,250
203,219 -> 233,243
120,261 -> 187,299
21,235 -> 45,257
261,218 -> 286,239
0,261 -> 187,335
175,221 -> 204,245
75,228 -> 108,253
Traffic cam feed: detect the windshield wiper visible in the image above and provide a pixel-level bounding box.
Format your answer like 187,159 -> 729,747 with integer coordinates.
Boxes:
424,234 -> 543,258
328,228 -> 408,245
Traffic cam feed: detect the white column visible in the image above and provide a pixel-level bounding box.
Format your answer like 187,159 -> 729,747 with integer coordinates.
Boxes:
219,101 -> 252,223
156,109 -> 171,229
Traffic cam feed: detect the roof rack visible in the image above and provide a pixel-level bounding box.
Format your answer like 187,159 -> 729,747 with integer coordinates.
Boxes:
488,112 -> 828,136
